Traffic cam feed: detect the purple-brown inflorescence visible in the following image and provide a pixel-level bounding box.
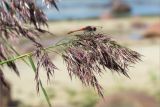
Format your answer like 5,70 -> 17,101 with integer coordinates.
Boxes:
34,44 -> 57,92
0,0 -> 58,90
62,29 -> 141,97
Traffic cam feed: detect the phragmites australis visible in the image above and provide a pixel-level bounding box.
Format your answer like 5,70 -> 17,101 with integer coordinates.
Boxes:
0,0 -> 58,90
62,27 -> 141,96
0,0 -> 142,98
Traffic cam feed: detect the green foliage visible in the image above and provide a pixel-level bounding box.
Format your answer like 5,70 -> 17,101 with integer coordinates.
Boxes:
80,90 -> 99,107
66,88 -> 99,107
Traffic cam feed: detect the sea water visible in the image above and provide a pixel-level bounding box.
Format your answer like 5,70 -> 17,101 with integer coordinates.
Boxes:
37,0 -> 160,20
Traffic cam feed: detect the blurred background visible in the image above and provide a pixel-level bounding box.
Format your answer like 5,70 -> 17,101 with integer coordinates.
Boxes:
1,0 -> 160,107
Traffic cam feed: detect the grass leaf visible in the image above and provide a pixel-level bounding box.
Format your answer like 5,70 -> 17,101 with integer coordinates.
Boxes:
28,55 -> 52,107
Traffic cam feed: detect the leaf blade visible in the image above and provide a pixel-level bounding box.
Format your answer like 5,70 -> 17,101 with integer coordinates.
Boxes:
28,55 -> 52,107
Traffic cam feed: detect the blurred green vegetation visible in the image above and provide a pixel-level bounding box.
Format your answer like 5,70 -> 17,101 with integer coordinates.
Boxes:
148,70 -> 160,102
46,87 -> 56,100
65,88 -> 99,107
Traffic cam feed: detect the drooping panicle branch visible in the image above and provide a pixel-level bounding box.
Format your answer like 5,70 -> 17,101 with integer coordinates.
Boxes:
34,44 -> 57,92
62,32 -> 141,96
0,0 -> 59,90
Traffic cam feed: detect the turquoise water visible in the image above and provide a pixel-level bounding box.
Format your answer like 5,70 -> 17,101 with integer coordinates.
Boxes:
37,0 -> 160,20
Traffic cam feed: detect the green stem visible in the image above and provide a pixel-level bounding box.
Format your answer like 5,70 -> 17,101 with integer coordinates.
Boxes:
0,41 -> 70,65
0,52 -> 32,65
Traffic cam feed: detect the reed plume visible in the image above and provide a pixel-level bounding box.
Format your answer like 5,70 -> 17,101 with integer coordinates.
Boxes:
62,32 -> 141,96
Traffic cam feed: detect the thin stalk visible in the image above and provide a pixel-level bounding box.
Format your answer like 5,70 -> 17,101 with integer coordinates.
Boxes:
0,52 -> 32,65
28,55 -> 52,107
2,38 -> 30,66
1,37 -> 30,65
0,41 -> 70,65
